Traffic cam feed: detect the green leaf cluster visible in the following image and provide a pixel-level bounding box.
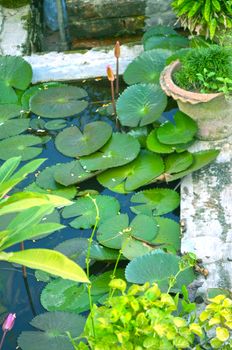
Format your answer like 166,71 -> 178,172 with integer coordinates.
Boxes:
171,0 -> 232,40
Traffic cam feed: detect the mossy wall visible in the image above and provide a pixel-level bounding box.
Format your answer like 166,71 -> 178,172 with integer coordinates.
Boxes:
0,0 -> 30,8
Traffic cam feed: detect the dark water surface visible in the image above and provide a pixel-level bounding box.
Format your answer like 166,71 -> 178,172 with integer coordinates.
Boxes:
0,79 -> 179,350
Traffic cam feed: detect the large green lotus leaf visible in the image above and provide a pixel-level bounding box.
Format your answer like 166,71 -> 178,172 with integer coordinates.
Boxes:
130,188 -> 180,216
144,35 -> 189,51
142,26 -> 177,44
127,126 -> 149,148
0,104 -> 21,121
25,182 -> 77,200
55,122 -> 112,157
53,160 -> 96,187
36,165 -> 63,190
18,312 -> 85,350
62,195 -> 120,229
97,214 -> 129,249
152,217 -> 181,252
98,150 -> 164,193
22,82 -> 68,110
157,111 -> 198,145
54,238 -> 89,268
0,135 -> 42,161
165,151 -> 193,174
45,119 -> 67,130
97,214 -> 158,249
123,49 -> 171,85
166,150 -> 220,182
80,133 -> 140,171
0,81 -> 18,104
116,84 -> 167,127
30,86 -> 88,118
125,251 -> 195,290
0,56 -> 32,90
90,242 -> 120,261
146,129 -> 175,154
121,236 -> 154,260
0,118 -> 29,140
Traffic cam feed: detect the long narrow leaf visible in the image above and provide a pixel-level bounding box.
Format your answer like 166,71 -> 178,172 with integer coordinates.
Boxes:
10,158 -> 46,180
0,157 -> 21,184
0,178 -> 23,199
0,249 -> 89,283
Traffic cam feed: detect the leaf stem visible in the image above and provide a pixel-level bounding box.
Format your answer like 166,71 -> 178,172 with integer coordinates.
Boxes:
0,331 -> 6,350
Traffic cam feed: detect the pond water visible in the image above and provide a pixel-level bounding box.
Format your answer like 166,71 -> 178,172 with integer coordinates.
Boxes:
0,78 -> 179,350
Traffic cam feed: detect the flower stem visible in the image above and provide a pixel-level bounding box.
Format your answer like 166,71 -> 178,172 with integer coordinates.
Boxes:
116,57 -> 119,96
0,331 -> 6,350
110,81 -> 120,129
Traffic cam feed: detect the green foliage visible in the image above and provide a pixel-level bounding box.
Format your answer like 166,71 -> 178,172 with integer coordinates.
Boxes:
0,0 -> 29,8
171,0 -> 232,40
173,45 -> 232,92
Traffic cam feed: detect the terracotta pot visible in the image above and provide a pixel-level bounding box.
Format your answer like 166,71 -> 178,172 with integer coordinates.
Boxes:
160,60 -> 232,141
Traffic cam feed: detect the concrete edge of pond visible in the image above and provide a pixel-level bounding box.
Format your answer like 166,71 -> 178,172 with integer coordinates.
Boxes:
24,45 -> 143,83
181,137 -> 232,293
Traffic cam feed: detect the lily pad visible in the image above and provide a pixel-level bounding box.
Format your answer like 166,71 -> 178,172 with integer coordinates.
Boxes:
55,122 -> 112,157
130,188 -> 180,216
25,182 -> 77,200
0,81 -> 18,104
62,195 -> 120,229
53,160 -> 97,186
165,151 -> 194,174
166,150 -> 220,182
97,150 -> 164,192
144,35 -> 189,51
90,242 -> 120,261
30,86 -> 88,118
157,111 -> 198,145
45,119 -> 67,130
0,104 -> 22,121
152,217 -> 181,252
54,238 -> 89,268
0,135 -> 42,161
125,251 -> 195,290
123,49 -> 171,85
0,56 -> 32,90
97,214 -> 158,249
146,129 -> 175,154
127,126 -> 149,148
121,236 -> 154,260
80,133 -> 140,171
0,118 -> 29,139
142,26 -> 177,43
18,312 -> 86,350
116,84 -> 167,127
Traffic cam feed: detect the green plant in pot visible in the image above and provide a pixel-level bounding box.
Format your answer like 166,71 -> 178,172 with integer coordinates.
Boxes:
160,45 -> 232,140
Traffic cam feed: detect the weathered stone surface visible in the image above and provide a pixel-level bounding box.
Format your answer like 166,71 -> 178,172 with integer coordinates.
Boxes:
24,44 -> 143,83
145,0 -> 177,28
67,0 -> 146,19
69,16 -> 145,39
0,5 -> 30,55
181,138 -> 232,293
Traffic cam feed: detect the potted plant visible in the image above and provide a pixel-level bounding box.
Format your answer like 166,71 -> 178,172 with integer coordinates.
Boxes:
160,45 -> 232,140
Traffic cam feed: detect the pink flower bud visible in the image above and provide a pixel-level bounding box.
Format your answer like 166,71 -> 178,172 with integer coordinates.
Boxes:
106,65 -> 115,82
2,313 -> 16,332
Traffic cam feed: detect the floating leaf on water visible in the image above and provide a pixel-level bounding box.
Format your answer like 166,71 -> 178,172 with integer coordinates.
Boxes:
18,312 -> 86,350
130,188 -> 180,216
157,111 -> 198,145
166,149 -> 220,182
25,182 -> 77,200
44,119 -> 67,131
121,236 -> 154,260
90,242 -> 120,261
125,251 -> 195,290
55,122 -> 112,157
30,86 -> 88,118
97,214 -> 158,250
30,117 -> 46,130
54,237 -> 89,268
146,129 -> 175,154
142,26 -> 177,44
0,104 -> 22,121
62,195 -> 120,229
165,151 -> 194,174
36,165 -> 63,190
127,126 -> 149,148
116,84 -> 167,127
0,56 -> 32,90
80,133 -> 140,171
0,81 -> 18,104
0,135 -> 42,161
0,118 -> 29,140
97,150 -> 164,192
53,160 -> 96,187
123,49 -> 172,85
152,217 -> 181,252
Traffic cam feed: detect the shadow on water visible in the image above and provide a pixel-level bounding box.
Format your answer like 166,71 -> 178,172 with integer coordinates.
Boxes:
0,78 -> 179,350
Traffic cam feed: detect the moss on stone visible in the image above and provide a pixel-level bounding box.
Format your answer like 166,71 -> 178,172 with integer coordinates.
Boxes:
0,0 -> 30,8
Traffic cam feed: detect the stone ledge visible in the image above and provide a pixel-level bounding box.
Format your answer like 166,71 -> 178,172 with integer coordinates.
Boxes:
181,137 -> 232,293
24,44 -> 143,83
